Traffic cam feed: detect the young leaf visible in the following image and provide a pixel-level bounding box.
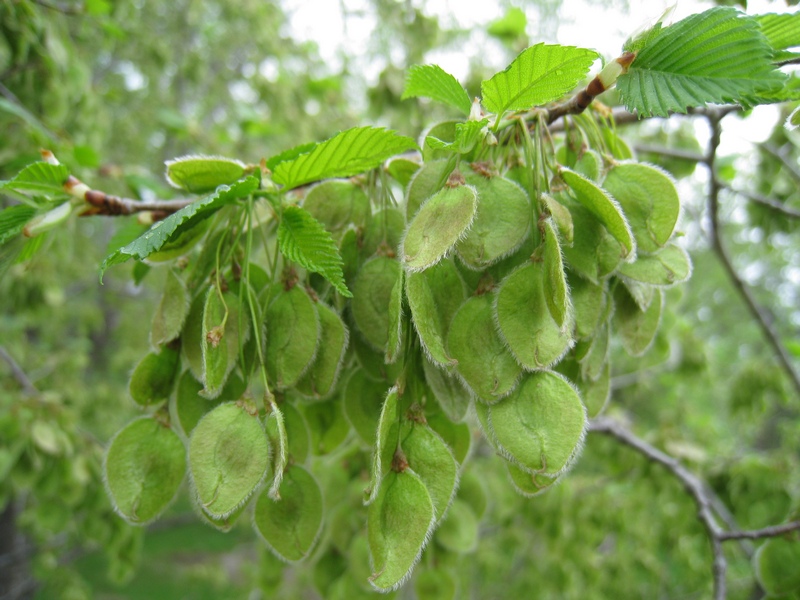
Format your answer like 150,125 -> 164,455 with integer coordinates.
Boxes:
368,469 -> 435,592
481,43 -> 599,116
104,417 -> 186,525
151,269 -> 190,346
561,168 -> 635,259
0,205 -> 36,246
272,127 -> 417,190
165,155 -> 247,194
278,206 -> 352,297
1,162 -> 70,197
425,119 -> 489,154
400,183 -> 478,272
128,346 -> 180,406
487,371 -> 587,477
756,12 -> 800,53
401,64 -> 472,116
253,465 -> 324,563
101,177 -> 258,278
542,218 -> 569,328
189,401 -> 270,518
617,8 -> 786,117
265,287 -> 321,390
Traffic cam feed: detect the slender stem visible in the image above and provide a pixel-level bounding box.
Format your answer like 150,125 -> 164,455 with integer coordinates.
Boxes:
719,183 -> 800,220
589,417 -> 728,600
705,115 -> 800,399
0,346 -> 39,397
719,521 -> 800,541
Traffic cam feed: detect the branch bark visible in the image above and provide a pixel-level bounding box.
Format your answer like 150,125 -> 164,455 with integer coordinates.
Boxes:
590,417 -> 800,599
0,346 -> 39,397
704,115 -> 800,399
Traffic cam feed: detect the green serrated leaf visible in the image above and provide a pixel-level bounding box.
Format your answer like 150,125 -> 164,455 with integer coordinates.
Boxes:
401,64 -> 472,116
481,43 -> 599,116
2,162 -> 70,197
488,7 -> 527,41
0,205 -> 37,246
756,12 -> 800,52
278,205 -> 352,297
101,177 -> 257,278
265,142 -> 317,172
618,8 -> 786,117
272,127 -> 417,190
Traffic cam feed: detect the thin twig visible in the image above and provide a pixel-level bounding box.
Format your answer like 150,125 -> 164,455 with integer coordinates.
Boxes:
719,182 -> 800,220
719,522 -> 800,541
30,0 -> 84,15
761,143 -> 800,187
0,346 -> 39,397
705,116 -> 800,399
589,417 -> 728,599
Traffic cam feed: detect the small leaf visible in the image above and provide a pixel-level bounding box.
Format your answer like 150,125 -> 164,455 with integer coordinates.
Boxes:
254,464 -> 324,563
613,284 -> 663,357
561,168 -> 635,259
401,183 -> 478,272
494,262 -> 573,370
344,370 -> 390,446
542,218 -> 569,328
422,359 -> 470,423
617,244 -> 692,286
487,371 -> 586,476
265,287 -> 320,390
455,168 -> 531,270
165,155 -> 247,194
448,294 -> 522,403
2,162 -> 70,197
189,402 -> 270,518
401,64 -> 472,116
104,417 -> 186,524
368,469 -> 435,592
101,177 -> 258,277
366,386 -> 399,504
0,205 -> 37,246
351,256 -> 403,352
617,8 -> 786,117
302,180 -> 371,235
602,162 -> 680,253
406,258 -> 466,366
128,346 -> 180,406
278,205 -> 352,297
426,119 -> 489,154
481,43 -> 599,116
151,269 -> 190,346
401,422 -> 459,523
272,127 -> 417,190
295,303 -> 349,400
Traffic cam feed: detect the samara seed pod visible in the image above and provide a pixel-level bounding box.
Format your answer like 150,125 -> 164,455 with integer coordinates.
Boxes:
351,256 -> 402,353
150,269 -> 190,346
434,498 -> 478,554
405,159 -> 453,220
302,179 -> 371,236
128,345 -> 180,407
265,286 -> 321,390
295,303 -> 349,400
613,283 -> 664,357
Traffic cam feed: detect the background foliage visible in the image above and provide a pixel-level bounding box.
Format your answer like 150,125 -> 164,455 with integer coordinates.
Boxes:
1,0 -> 799,599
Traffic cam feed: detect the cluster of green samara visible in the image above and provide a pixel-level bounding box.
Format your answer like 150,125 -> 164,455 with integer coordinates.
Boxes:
2,6 -> 794,594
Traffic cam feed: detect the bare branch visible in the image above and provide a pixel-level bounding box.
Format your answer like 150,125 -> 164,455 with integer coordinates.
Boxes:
761,143 -> 800,187
720,521 -> 800,541
720,182 -> 800,220
704,116 -> 800,399
590,417 -> 800,599
0,346 -> 39,397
